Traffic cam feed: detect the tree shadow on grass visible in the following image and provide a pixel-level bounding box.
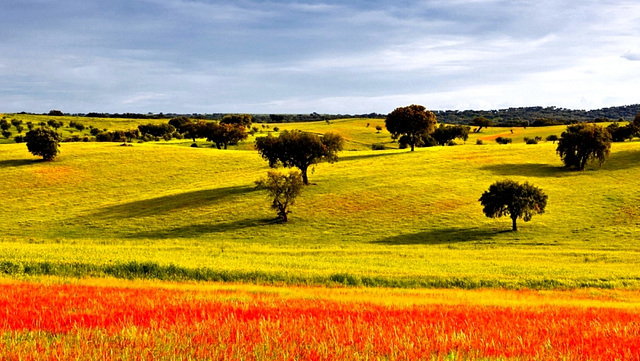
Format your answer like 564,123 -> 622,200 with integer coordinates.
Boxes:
373,227 -> 503,245
480,163 -> 572,178
126,217 -> 279,239
0,159 -> 38,168
339,151 -> 405,163
602,150 -> 640,171
93,185 -> 256,219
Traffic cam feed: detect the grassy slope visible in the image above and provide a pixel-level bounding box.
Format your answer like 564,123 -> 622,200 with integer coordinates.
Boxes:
2,117 -> 640,288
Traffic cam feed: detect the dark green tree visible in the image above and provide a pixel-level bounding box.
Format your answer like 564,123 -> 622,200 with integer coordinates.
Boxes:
479,180 -> 548,231
254,170 -> 304,222
385,105 -> 437,151
25,127 -> 62,161
0,119 -> 10,131
431,124 -> 470,146
255,130 -> 344,185
545,135 -> 559,144
556,123 -> 611,170
168,116 -> 193,133
204,123 -> 248,149
471,116 -> 494,132
606,123 -> 634,142
221,114 -> 252,127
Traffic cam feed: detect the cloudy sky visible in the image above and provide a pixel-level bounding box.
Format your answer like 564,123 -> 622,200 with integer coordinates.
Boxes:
1,0 -> 639,114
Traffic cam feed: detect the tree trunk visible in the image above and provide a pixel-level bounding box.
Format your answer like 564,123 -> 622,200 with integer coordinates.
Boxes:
512,217 -> 518,232
301,168 -> 309,185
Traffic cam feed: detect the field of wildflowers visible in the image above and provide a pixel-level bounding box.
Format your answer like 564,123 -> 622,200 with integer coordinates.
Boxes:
2,279 -> 639,360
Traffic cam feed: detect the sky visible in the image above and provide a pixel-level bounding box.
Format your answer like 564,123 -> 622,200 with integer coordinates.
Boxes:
1,0 -> 639,114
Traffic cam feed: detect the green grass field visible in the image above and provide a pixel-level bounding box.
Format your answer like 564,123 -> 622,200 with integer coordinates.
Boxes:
2,115 -> 640,288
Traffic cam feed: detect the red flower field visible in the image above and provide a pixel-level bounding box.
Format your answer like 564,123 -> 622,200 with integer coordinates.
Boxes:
1,280 -> 639,360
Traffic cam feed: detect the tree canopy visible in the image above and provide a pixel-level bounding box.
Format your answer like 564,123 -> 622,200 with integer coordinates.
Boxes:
254,170 -> 304,222
479,180 -> 548,231
431,124 -> 470,146
255,130 -> 344,185
470,116 -> 493,132
385,105 -> 436,151
25,127 -> 62,161
220,114 -> 252,127
556,123 -> 611,170
203,122 -> 248,149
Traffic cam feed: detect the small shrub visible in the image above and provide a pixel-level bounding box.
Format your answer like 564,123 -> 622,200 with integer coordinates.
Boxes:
375,125 -> 382,133
546,135 -> 559,144
190,143 -> 199,148
371,143 -> 386,150
273,127 -> 280,132
495,137 -> 512,144
476,139 -> 484,145
14,135 -> 25,143
90,128 -> 101,136
2,130 -> 12,139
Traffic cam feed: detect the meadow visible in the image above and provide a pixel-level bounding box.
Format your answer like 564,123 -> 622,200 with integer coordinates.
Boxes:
1,114 -> 640,289
3,113 -> 640,359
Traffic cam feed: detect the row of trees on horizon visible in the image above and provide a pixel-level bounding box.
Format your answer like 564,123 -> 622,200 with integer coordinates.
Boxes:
11,103 -> 640,125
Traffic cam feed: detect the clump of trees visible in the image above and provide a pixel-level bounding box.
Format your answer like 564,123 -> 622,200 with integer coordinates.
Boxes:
431,124 -> 470,146
255,170 -> 304,222
220,114 -> 252,127
203,122 -> 248,149
385,105 -> 437,151
557,123 -> 611,170
606,123 -> 635,142
255,130 -> 344,185
479,180 -> 548,231
25,127 -> 61,161
138,123 -> 176,138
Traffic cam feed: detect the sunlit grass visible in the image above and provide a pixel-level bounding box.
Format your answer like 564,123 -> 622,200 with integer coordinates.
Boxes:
2,117 -> 640,288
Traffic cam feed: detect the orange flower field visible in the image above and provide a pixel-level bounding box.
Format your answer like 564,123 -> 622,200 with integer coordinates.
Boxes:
1,279 -> 640,360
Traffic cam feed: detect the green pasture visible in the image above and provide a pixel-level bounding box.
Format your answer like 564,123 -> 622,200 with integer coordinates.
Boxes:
2,116 -> 640,288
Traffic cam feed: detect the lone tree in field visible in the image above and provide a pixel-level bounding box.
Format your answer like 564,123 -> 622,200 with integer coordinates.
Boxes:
385,104 -> 436,151
556,123 -> 611,170
255,170 -> 304,222
479,180 -> 548,232
25,127 -> 62,161
255,130 -> 344,185
471,116 -> 493,132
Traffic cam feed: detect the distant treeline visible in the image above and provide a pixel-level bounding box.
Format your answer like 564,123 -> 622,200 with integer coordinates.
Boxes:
434,104 -> 640,126
19,104 -> 640,125
37,110 -> 385,123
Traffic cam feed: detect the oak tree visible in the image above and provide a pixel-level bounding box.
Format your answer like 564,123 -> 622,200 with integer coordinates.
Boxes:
255,130 -> 344,185
385,105 -> 436,151
479,180 -> 548,231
